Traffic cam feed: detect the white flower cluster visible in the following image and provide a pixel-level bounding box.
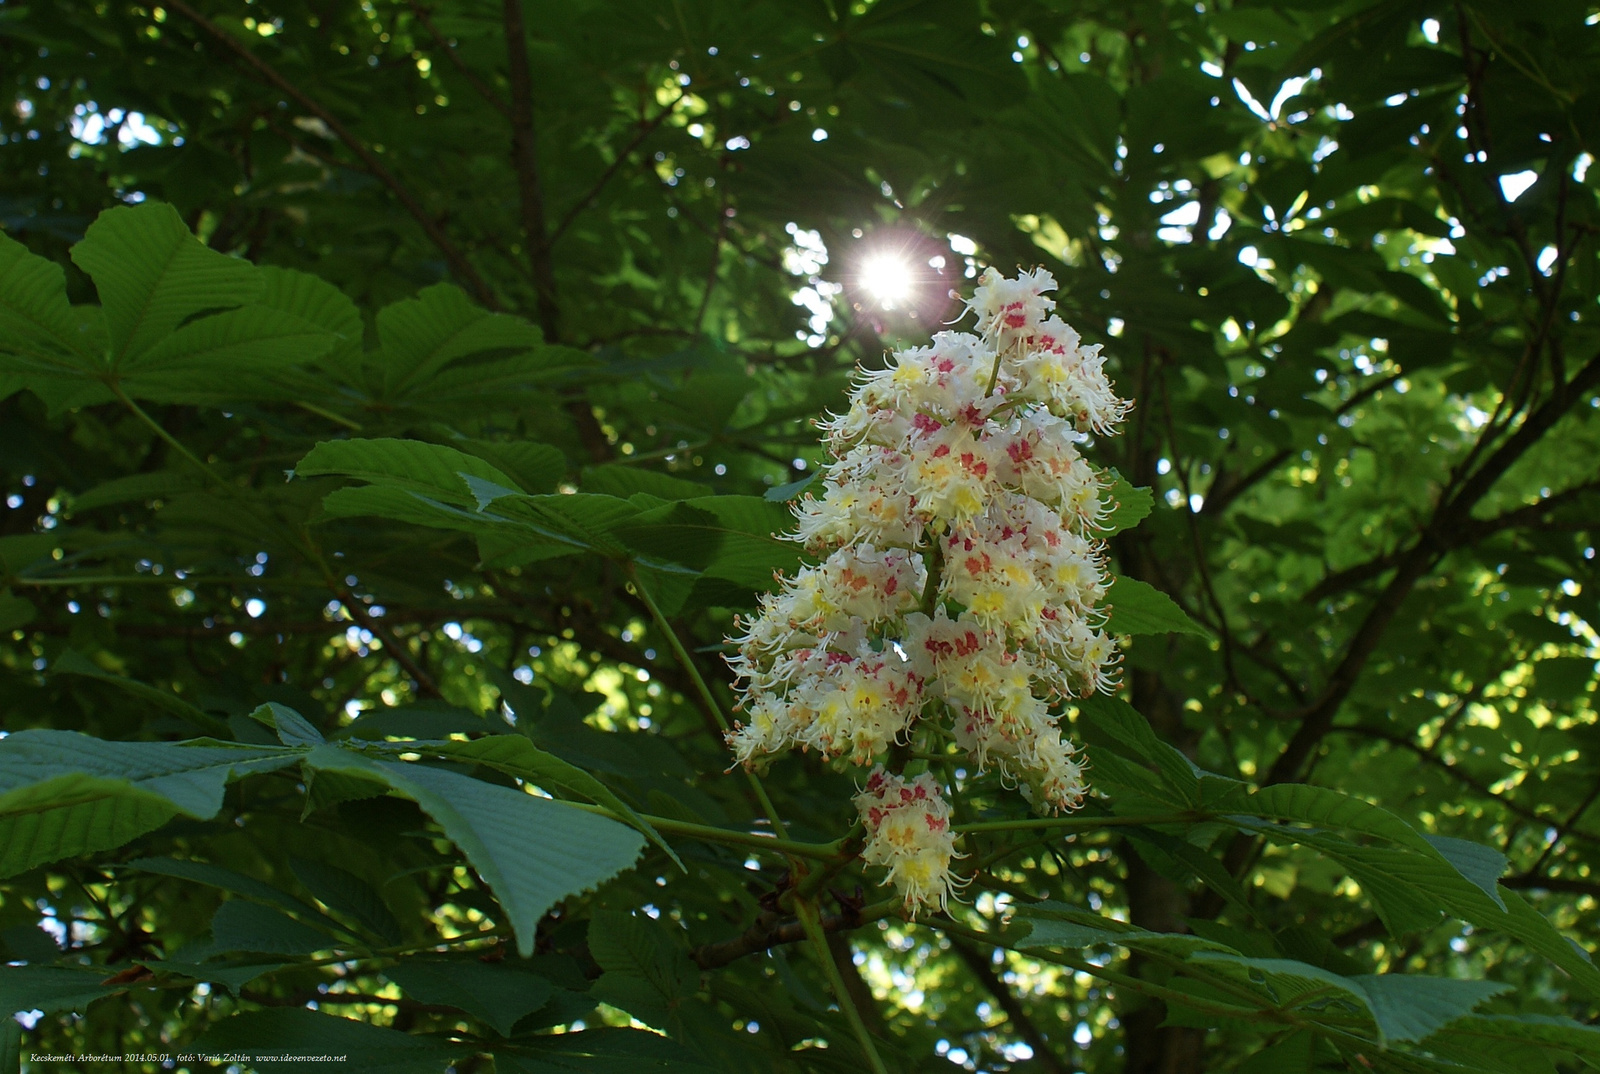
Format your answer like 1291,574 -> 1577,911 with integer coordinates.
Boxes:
726,267 -> 1130,912
854,768 -> 962,914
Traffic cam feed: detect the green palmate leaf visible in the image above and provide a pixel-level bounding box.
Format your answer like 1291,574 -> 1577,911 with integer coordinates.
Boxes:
246,702 -> 325,747
1424,835 -> 1509,910
1435,1015 -> 1600,1069
209,899 -> 338,956
0,590 -> 35,631
125,856 -> 350,937
583,465 -> 714,502
1230,815 -> 1600,992
68,469 -> 198,511
1014,908 -> 1239,960
763,471 -> 822,503
587,910 -> 699,1034
0,229 -> 92,370
1237,1032 -> 1314,1074
386,959 -> 554,1036
0,966 -> 120,1019
401,735 -> 684,871
458,440 -> 568,495
289,857 -> 402,945
256,264 -> 364,369
114,303 -> 338,401
491,1028 -> 713,1073
68,201 -> 260,367
304,744 -> 644,957
0,731 -> 303,877
189,1008 -> 467,1074
140,957 -> 290,995
0,1015 -> 18,1074
1102,475 -> 1154,535
1346,974 -> 1510,1046
374,282 -> 543,397
615,496 -> 796,588
50,648 -> 228,736
1212,784 -> 1594,985
1074,694 -> 1205,803
1105,576 -> 1209,636
1016,909 -> 1506,1044
295,437 -> 524,502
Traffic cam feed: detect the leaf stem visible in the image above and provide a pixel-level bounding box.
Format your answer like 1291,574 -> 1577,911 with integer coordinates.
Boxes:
559,800 -> 839,859
797,897 -> 889,1074
954,812 -> 1196,835
111,383 -> 226,488
624,560 -> 790,839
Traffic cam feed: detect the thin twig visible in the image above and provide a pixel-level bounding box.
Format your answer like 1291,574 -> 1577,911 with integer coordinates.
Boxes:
165,0 -> 498,309
501,0 -> 560,338
548,93 -> 685,247
798,898 -> 889,1074
405,0 -> 510,117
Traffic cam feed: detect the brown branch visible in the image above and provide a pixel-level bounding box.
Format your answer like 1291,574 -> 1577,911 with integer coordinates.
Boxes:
1325,726 -> 1592,837
951,940 -> 1072,1074
165,0 -> 498,310
340,596 -> 440,698
502,0 -> 560,340
405,0 -> 510,117
1502,875 -> 1600,898
695,182 -> 731,333
1263,350 -> 1600,787
548,95 -> 684,248
692,904 -> 864,969
1525,780 -> 1600,876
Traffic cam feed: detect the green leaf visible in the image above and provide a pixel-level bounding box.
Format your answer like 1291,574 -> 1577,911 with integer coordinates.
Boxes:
125,856 -> 349,937
1105,576 -> 1209,636
583,465 -> 714,502
1346,973 -> 1510,1045
375,282 -> 544,397
295,438 -> 524,501
1074,694 -> 1204,804
587,910 -> 701,1033
0,591 -> 35,631
0,966 -> 119,1018
68,201 -> 260,367
401,735 -> 684,872
1437,1015 -> 1600,1066
0,230 -> 92,369
1424,835 -> 1508,910
386,959 -> 554,1036
116,304 -> 338,400
256,264 -> 363,368
139,957 -> 289,995
304,744 -> 644,957
1102,475 -> 1154,535
1013,908 -> 1238,959
50,648 -> 228,736
247,702 -> 325,747
289,857 -> 402,945
189,1008 -> 466,1074
615,496 -> 796,587
1237,1030 -> 1313,1074
492,1028 -> 713,1073
0,731 -> 303,877
762,471 -> 821,502
209,900 -> 338,956
0,1015 -> 19,1074
458,440 -> 568,495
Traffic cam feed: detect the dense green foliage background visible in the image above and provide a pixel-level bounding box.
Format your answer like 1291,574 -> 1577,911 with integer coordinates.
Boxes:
1,0 -> 1598,1071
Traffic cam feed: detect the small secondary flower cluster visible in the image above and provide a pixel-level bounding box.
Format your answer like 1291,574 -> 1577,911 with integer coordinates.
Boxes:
726,268 -> 1131,913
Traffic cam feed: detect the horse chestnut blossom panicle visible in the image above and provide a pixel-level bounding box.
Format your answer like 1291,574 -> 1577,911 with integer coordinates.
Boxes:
854,769 -> 962,913
725,267 -> 1132,913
